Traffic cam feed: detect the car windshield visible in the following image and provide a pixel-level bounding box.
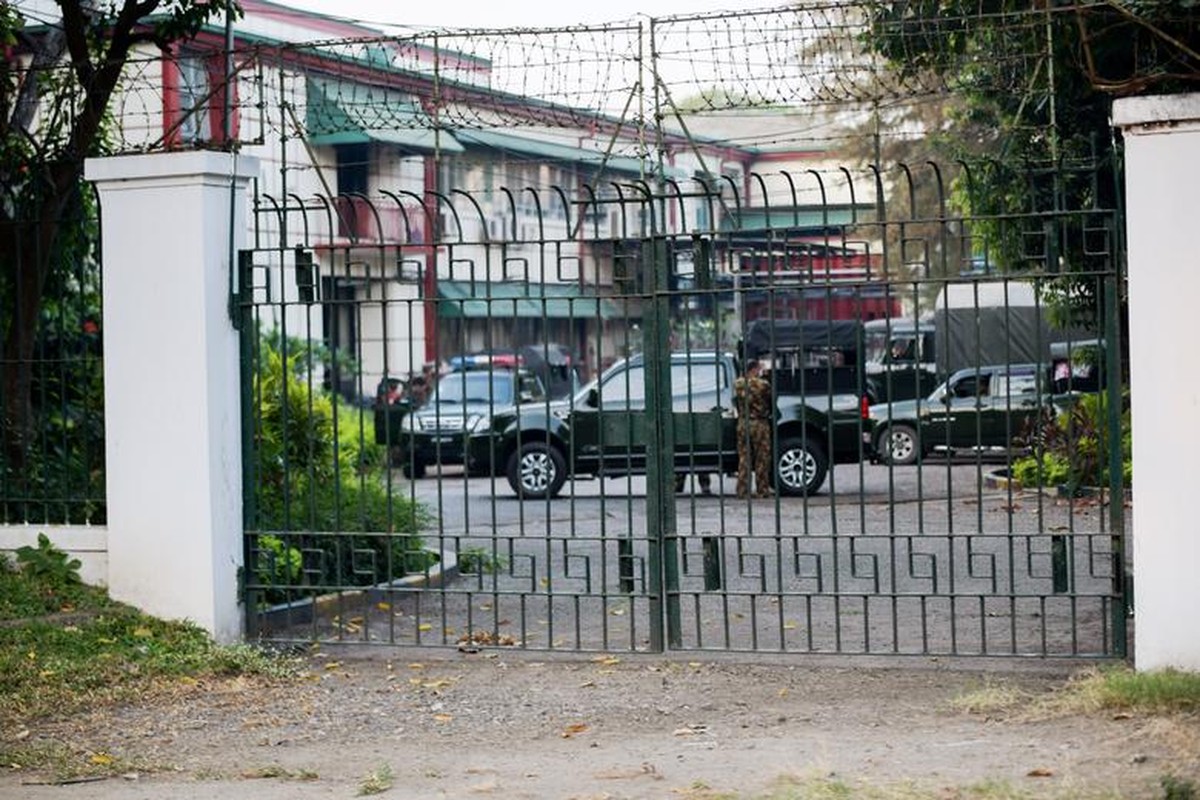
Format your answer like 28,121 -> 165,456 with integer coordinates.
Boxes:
433,371 -> 513,405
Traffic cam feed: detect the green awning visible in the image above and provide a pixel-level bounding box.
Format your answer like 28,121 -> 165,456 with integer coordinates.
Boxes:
726,206 -> 870,231
305,78 -> 463,154
455,129 -> 686,179
438,281 -> 620,320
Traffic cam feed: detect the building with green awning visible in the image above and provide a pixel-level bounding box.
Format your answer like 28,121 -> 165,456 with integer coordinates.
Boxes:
437,281 -> 621,320
306,78 -> 463,153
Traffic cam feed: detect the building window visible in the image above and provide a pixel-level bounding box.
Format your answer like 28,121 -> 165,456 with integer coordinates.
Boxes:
176,56 -> 209,144
336,143 -> 370,195
163,49 -> 239,148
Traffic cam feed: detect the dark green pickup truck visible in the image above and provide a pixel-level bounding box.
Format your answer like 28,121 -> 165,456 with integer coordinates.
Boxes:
374,321 -> 873,496
440,347 -> 870,499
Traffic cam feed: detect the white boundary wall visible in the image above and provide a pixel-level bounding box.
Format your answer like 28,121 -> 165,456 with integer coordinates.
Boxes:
0,526 -> 108,587
1113,93 -> 1200,671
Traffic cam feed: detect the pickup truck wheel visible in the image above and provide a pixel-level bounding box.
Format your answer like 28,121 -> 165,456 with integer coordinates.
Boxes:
401,460 -> 427,480
775,436 -> 829,496
506,442 -> 566,499
878,424 -> 920,466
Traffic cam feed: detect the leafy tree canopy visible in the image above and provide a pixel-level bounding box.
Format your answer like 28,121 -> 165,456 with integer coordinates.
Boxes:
1,0 -> 239,487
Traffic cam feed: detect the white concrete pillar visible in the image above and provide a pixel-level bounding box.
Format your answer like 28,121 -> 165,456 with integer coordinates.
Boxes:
85,152 -> 259,643
1112,94 -> 1200,671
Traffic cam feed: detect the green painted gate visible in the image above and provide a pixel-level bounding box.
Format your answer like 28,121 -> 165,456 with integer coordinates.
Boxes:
236,164 -> 1128,659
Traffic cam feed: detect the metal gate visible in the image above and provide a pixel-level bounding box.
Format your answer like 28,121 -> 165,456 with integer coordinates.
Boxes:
237,161 -> 1128,658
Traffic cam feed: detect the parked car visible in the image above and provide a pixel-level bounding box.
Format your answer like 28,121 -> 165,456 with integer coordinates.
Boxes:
386,366 -> 548,478
467,349 -> 868,499
448,343 -> 582,401
868,362 -> 1064,465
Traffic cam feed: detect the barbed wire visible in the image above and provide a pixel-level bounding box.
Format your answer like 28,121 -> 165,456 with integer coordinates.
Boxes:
9,1 -> 1196,156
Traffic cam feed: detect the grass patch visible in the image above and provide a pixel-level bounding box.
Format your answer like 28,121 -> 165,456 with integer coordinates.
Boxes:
242,764 -> 321,781
0,551 -> 111,621
0,553 -> 304,737
0,738 -> 166,783
358,764 -> 394,795
754,774 -> 1133,799
1059,667 -> 1200,714
953,667 -> 1200,719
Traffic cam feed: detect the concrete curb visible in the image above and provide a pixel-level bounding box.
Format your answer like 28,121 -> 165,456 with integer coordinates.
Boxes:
251,547 -> 458,636
982,469 -> 1132,503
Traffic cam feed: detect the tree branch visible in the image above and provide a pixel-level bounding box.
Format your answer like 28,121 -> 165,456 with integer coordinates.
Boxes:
56,0 -> 95,90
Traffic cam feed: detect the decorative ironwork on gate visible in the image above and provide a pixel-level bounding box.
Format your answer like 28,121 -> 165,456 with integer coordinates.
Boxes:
228,4 -> 1129,658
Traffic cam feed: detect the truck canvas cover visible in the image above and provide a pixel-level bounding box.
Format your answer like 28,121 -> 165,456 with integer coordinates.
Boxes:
743,319 -> 862,360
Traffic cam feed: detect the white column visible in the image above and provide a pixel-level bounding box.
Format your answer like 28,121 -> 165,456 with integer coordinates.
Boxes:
85,151 -> 259,643
1112,94 -> 1200,671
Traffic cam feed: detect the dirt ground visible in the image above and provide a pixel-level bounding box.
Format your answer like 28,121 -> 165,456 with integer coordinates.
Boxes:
4,649 -> 1198,800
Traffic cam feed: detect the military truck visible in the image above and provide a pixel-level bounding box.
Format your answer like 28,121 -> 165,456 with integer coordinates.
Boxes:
465,319 -> 871,499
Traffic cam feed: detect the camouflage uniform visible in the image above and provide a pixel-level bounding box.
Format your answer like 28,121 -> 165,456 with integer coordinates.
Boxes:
734,368 -> 773,498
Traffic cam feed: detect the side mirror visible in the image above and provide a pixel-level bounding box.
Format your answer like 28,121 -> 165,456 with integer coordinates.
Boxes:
585,387 -> 599,408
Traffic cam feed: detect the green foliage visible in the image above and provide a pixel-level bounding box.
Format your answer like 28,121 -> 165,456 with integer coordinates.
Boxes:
1,548 -> 99,619
1011,391 -> 1131,492
255,534 -> 302,592
1163,775 -> 1198,800
15,533 -> 82,588
0,578 -> 302,732
249,330 -> 431,604
457,546 -> 506,576
1,261 -> 107,524
1092,667 -> 1200,713
3,0 -> 243,525
859,3 -> 1143,331
358,764 -> 394,796
1009,450 -> 1071,491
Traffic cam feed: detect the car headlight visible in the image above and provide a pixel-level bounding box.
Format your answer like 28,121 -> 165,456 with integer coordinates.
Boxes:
401,414 -> 420,432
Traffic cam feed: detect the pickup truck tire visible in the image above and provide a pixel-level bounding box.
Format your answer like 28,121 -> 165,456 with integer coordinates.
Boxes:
402,460 -> 427,480
775,436 -> 828,496
507,441 -> 566,499
878,424 -> 921,466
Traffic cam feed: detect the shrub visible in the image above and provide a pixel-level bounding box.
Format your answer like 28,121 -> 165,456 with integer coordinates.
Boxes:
1012,390 -> 1131,492
248,331 -> 430,604
16,533 -> 82,587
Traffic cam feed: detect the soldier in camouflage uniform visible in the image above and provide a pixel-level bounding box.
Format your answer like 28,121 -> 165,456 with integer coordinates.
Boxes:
734,360 -> 773,498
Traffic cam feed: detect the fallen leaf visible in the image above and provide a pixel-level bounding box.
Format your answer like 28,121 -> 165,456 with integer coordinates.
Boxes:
592,656 -> 621,666
1027,768 -> 1054,778
89,753 -> 114,766
609,608 -> 626,616
418,623 -> 433,632
132,627 -> 153,638
673,725 -> 709,736
433,714 -> 453,723
376,602 -> 391,611
562,723 -> 590,738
